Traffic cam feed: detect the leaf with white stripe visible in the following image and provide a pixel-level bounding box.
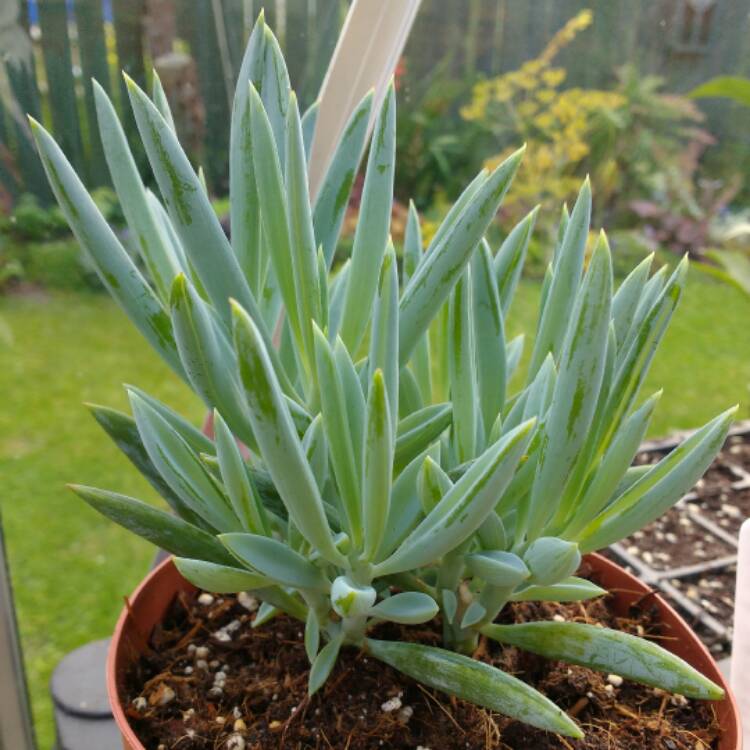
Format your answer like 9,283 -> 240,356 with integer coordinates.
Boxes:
94,81 -> 182,301
338,84 -> 396,352
449,269 -> 478,462
579,407 -> 736,551
527,235 -> 612,539
528,179 -> 591,378
494,206 -> 538,315
313,324 -> 362,547
376,420 -> 535,576
229,13 -> 265,292
30,119 -> 184,380
368,243 -> 399,423
170,274 -> 255,448
71,485 -> 236,565
221,533 -> 330,592
367,639 -> 582,737
130,391 -> 241,532
173,558 -> 270,593
213,410 -> 269,535
313,92 -> 374,267
232,304 -> 343,564
361,370 -> 393,561
369,592 -> 438,624
472,240 -> 506,441
125,76 -> 257,329
399,147 -> 524,365
286,91 -> 322,368
482,621 -> 723,700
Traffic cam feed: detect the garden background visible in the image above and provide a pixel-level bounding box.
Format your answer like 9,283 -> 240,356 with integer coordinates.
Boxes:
2,0 -> 750,746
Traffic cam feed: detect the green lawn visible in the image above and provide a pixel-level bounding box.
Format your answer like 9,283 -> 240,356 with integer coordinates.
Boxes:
0,265 -> 748,748
0,291 -> 202,749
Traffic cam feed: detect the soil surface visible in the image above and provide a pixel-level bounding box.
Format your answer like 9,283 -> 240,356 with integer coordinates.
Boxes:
123,564 -> 721,750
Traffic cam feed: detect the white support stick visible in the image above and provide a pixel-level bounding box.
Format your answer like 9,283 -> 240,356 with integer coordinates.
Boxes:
732,518 -> 750,743
307,0 -> 422,203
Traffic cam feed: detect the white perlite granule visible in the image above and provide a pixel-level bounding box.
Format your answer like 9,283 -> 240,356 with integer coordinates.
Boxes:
380,696 -> 403,712
238,591 -> 259,612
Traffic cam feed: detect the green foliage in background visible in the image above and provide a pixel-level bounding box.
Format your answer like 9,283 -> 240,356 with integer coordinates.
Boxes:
0,190 -> 128,293
0,189 -> 123,243
690,76 -> 750,108
395,70 -> 490,209
461,10 -> 711,238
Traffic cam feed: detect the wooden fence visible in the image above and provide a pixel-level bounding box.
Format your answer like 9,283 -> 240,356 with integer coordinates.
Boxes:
2,0 -> 750,206
408,0 -> 750,91
0,0 -> 350,204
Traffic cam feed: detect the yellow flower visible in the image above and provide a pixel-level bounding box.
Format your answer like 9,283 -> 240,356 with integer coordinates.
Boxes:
517,99 -> 539,118
521,59 -> 545,76
421,219 -> 439,247
567,142 -> 590,161
532,145 -> 554,170
516,73 -> 538,91
536,88 -> 557,104
460,104 -> 479,121
533,112 -> 555,130
492,81 -> 514,102
573,9 -> 593,30
540,9 -> 594,63
542,68 -> 566,88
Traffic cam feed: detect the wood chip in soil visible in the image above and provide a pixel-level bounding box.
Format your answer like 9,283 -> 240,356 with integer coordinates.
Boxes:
122,570 -> 721,749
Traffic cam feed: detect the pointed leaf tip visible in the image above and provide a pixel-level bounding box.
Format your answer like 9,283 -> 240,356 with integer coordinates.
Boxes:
168,272 -> 188,304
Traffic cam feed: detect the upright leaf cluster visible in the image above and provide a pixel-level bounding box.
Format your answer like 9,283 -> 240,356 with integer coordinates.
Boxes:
34,13 -> 728,738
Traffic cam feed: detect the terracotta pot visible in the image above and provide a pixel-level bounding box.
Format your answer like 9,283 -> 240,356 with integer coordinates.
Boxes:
107,554 -> 742,750
588,554 -> 741,749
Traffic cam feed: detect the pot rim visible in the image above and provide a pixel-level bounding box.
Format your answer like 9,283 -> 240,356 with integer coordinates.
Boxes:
106,556 -> 196,750
107,553 -> 741,750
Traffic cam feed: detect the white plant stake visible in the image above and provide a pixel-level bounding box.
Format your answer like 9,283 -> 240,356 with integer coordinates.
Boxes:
732,518 -> 750,743
307,0 -> 421,201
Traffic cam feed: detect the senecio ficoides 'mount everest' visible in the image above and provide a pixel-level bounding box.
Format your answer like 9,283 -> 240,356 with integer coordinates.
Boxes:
31,12 -> 730,739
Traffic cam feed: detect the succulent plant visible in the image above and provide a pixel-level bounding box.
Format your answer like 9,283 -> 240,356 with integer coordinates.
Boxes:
31,13 -> 731,739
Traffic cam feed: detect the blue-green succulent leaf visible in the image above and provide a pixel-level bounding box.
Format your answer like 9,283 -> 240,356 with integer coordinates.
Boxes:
482,621 -> 724,700
366,639 -> 582,737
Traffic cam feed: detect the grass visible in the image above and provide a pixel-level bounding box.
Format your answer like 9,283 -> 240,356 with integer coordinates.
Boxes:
0,290 -> 202,749
0,264 -> 748,748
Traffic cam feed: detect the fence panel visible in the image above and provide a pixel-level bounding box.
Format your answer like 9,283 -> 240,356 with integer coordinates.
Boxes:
5,57 -> 50,202
112,0 -> 147,152
3,0 -> 750,205
37,0 -> 87,181
75,0 -> 111,187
